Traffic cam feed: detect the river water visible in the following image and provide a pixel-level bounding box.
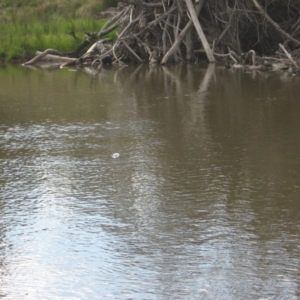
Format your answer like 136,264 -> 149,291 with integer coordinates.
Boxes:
0,63 -> 300,299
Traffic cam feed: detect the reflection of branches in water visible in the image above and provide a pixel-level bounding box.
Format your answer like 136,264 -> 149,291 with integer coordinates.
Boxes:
198,64 -> 215,95
158,64 -> 215,144
182,63 -> 215,143
112,64 -> 215,149
22,63 -> 64,73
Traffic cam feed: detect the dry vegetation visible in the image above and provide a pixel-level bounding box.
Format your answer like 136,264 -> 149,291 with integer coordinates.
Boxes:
24,0 -> 300,73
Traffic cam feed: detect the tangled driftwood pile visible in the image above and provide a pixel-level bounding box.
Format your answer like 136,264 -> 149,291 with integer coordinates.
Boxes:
24,0 -> 300,73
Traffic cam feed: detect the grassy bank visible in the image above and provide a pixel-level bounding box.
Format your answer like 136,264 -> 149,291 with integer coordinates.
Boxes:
0,0 -> 118,61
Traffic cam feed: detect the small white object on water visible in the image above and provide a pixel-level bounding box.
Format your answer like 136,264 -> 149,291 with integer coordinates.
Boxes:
111,153 -> 120,159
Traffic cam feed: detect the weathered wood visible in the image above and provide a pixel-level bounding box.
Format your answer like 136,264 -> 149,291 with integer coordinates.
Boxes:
252,0 -> 300,46
184,0 -> 215,63
35,51 -> 77,63
279,43 -> 299,70
98,6 -> 131,38
122,41 -> 143,62
161,0 -> 204,64
23,49 -> 66,65
22,1 -> 300,69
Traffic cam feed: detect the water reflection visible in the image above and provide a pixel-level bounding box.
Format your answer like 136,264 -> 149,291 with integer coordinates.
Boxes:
0,64 -> 300,299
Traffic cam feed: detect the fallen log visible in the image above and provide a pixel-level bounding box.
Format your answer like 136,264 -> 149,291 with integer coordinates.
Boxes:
23,49 -> 73,65
35,51 -> 77,63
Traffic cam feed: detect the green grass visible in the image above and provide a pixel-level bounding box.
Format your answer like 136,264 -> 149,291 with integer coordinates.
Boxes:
0,0 -> 118,61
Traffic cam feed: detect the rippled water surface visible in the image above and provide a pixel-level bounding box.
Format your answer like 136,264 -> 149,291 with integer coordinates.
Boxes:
0,64 -> 300,299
